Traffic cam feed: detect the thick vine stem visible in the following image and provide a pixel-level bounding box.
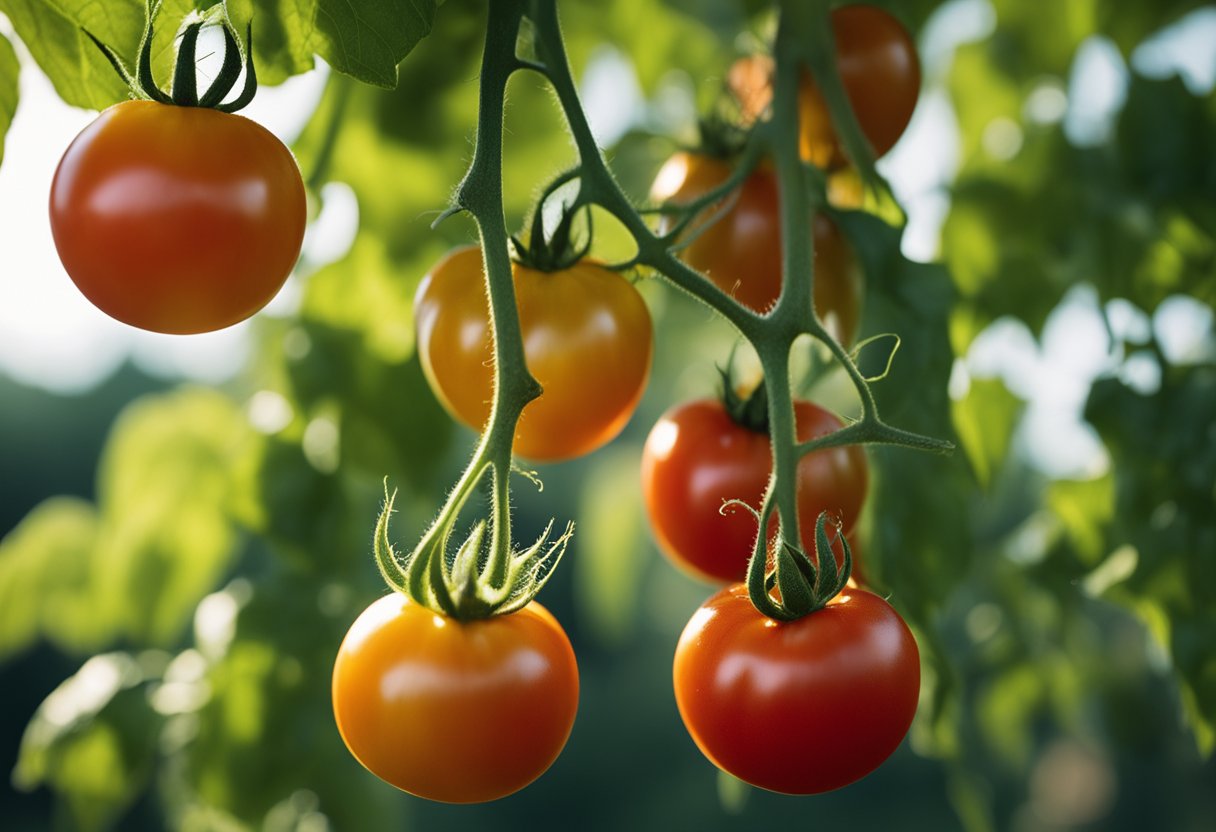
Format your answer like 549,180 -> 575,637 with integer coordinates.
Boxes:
524,0 -> 950,619
377,0 -> 571,620
389,0 -> 950,621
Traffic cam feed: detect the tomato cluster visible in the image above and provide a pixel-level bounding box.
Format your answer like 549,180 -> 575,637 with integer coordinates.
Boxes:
43,0 -> 926,810
327,1 -> 922,807
642,3 -> 923,796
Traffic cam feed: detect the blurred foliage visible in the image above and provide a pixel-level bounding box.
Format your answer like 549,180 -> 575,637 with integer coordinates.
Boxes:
2,0 -> 1215,830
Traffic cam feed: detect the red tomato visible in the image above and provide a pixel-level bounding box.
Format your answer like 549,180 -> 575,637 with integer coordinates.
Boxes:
673,584 -> 920,794
414,246 -> 653,461
50,100 -> 306,334
651,152 -> 862,344
728,6 -> 920,169
640,398 -> 868,584
332,594 -> 579,803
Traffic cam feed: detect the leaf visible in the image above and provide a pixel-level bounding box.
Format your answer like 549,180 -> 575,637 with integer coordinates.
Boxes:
0,32 -> 17,168
952,377 -> 1023,489
0,497 -> 109,660
240,0 -> 438,88
14,653 -> 162,832
1084,364 -> 1216,753
0,0 -> 137,108
93,388 -> 250,646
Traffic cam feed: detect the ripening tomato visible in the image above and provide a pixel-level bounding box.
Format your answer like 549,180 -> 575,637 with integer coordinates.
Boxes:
332,594 -> 579,804
415,246 -> 653,461
673,584 -> 920,794
650,152 -> 862,344
728,5 -> 920,169
640,397 -> 868,584
50,100 -> 306,334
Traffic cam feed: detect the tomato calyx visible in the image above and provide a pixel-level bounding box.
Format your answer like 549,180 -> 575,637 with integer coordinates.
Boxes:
697,113 -> 751,160
374,479 -> 573,621
720,366 -> 770,435
86,4 -> 258,113
511,200 -> 591,273
745,511 -> 854,621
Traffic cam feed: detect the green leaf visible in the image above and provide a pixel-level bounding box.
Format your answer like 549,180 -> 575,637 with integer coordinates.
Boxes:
0,497 -> 108,660
94,388 -> 249,646
952,377 -> 1023,489
1084,364 -> 1216,753
0,32 -> 17,168
0,0 -> 138,108
14,652 -> 163,832
240,0 -> 438,88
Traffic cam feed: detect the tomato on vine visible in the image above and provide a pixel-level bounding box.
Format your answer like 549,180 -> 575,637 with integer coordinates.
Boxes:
332,594 -> 579,803
49,13 -> 305,335
728,4 -> 920,169
650,152 -> 862,344
414,245 -> 653,461
673,583 -> 920,794
641,395 -> 867,584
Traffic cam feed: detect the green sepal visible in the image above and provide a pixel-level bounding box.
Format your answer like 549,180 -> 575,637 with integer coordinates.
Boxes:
82,1 -> 258,112
375,468 -> 573,621
746,511 -> 853,621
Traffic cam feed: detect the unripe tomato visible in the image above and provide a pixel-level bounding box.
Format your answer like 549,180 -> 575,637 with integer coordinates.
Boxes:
651,152 -> 862,344
50,100 -> 306,334
415,246 -> 653,461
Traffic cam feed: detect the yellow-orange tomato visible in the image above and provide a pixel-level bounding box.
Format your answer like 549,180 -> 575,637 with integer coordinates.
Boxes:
728,5 -> 920,170
332,594 -> 579,804
414,246 -> 653,461
50,100 -> 305,334
651,152 -> 862,344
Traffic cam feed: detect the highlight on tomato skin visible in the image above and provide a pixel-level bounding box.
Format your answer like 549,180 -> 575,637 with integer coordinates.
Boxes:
331,593 -> 580,804
414,245 -> 654,461
49,99 -> 307,335
672,584 -> 920,795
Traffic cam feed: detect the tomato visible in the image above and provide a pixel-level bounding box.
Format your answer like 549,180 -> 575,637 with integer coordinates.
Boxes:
728,5 -> 920,169
650,152 -> 862,344
673,584 -> 920,794
49,100 -> 306,334
332,593 -> 579,803
415,246 -> 653,461
640,397 -> 868,584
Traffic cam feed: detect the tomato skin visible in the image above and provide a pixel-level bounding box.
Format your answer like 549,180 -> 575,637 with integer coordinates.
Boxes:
799,5 -> 920,168
415,246 -> 653,461
727,6 -> 920,169
673,585 -> 919,794
49,100 -> 306,334
640,398 -> 868,584
650,152 -> 862,345
332,594 -> 579,804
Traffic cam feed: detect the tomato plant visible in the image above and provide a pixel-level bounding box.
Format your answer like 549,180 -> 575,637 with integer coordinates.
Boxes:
641,397 -> 867,584
332,593 -> 579,804
651,152 -> 862,344
728,4 -> 920,169
49,100 -> 306,334
414,245 -> 653,461
673,583 -> 920,794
